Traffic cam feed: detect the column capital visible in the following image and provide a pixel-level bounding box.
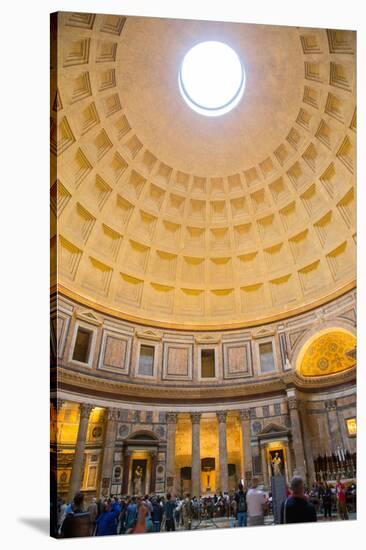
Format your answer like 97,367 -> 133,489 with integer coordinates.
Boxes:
150,450 -> 157,458
166,412 -> 178,424
107,407 -> 119,421
239,409 -> 251,421
325,399 -> 337,411
190,412 -> 202,424
79,402 -> 94,418
124,450 -> 132,457
216,411 -> 227,423
287,397 -> 298,411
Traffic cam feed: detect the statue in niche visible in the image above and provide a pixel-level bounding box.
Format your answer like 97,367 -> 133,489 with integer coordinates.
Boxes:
133,465 -> 143,495
271,451 -> 283,476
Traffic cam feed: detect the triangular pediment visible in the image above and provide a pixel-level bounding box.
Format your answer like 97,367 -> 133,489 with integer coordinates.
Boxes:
136,329 -> 162,341
252,327 -> 276,339
259,422 -> 288,435
75,310 -> 101,326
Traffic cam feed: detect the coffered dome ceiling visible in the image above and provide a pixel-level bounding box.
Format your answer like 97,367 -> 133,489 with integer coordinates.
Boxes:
51,13 -> 356,329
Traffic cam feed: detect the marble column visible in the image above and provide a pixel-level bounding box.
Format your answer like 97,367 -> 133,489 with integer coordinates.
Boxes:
217,411 -> 229,494
150,451 -> 157,493
239,409 -> 252,484
284,440 -> 293,480
99,407 -> 119,497
325,399 -> 342,452
68,403 -> 93,501
122,451 -> 131,495
300,406 -> 316,486
191,412 -> 201,498
287,396 -> 306,480
166,413 -> 178,495
260,444 -> 269,488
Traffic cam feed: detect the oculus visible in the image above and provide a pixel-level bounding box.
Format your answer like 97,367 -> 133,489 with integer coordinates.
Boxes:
179,41 -> 245,116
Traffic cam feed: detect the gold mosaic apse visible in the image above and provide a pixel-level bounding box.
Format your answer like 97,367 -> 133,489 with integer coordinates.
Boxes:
297,329 -> 356,377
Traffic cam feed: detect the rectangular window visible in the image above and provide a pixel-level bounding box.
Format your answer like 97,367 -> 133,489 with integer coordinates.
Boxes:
201,349 -> 215,378
138,345 -> 155,376
259,342 -> 276,373
72,327 -> 92,363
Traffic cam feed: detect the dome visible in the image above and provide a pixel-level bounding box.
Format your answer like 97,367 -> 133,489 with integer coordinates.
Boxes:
51,14 -> 356,330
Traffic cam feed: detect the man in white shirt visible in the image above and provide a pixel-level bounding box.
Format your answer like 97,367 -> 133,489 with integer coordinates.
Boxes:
246,477 -> 268,526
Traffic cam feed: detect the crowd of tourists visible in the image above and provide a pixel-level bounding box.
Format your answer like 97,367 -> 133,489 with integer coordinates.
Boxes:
55,474 -> 355,538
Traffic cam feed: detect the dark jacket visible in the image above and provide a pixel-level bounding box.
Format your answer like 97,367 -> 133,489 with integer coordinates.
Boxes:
95,504 -> 120,536
235,490 -> 247,513
152,502 -> 163,522
164,500 -> 176,520
61,509 -> 92,538
280,496 -> 317,524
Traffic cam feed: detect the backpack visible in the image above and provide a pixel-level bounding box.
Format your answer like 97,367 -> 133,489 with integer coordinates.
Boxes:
237,491 -> 247,513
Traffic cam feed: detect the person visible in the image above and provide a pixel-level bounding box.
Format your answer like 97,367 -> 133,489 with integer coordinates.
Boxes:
125,496 -> 138,531
336,476 -> 349,520
164,493 -> 176,531
181,493 -> 193,530
87,497 -> 98,535
246,478 -> 268,526
230,496 -> 237,528
280,476 -> 317,524
128,498 -> 149,534
60,492 -> 92,538
234,483 -> 248,527
151,496 -> 163,532
321,482 -> 333,519
95,499 -> 120,536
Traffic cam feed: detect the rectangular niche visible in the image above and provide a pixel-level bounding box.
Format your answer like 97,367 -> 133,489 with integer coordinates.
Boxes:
138,344 -> 155,376
162,342 -> 193,380
200,349 -> 216,379
223,341 -> 253,379
98,329 -> 131,374
72,327 -> 92,363
69,321 -> 97,369
258,341 -> 277,374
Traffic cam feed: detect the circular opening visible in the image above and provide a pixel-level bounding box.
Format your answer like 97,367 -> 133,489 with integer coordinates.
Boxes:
179,41 -> 245,117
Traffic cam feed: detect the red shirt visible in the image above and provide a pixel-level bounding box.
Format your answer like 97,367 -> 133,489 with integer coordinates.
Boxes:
336,482 -> 346,502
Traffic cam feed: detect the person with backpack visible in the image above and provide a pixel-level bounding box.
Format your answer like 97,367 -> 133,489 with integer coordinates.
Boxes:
125,496 -> 138,531
151,496 -> 163,532
163,493 -> 176,531
181,493 -> 193,530
60,492 -> 92,538
234,483 -> 248,527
